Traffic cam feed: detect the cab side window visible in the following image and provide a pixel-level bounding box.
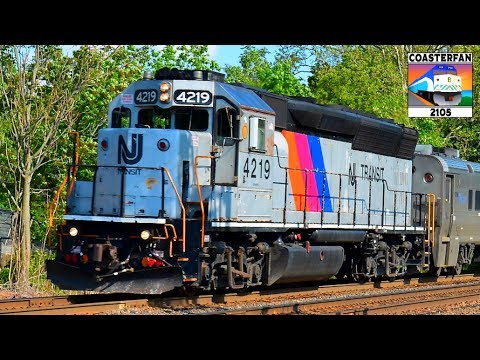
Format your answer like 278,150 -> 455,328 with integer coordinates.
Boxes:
215,107 -> 237,145
112,107 -> 131,128
249,116 -> 266,152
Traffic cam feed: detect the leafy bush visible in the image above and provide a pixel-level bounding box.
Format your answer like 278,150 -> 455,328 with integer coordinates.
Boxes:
0,267 -> 10,285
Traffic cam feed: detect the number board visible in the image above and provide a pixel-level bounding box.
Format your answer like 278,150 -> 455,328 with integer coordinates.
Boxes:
174,90 -> 212,105
134,89 -> 158,105
239,153 -> 272,190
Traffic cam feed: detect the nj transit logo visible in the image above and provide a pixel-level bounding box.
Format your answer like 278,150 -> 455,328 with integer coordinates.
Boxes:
117,134 -> 143,165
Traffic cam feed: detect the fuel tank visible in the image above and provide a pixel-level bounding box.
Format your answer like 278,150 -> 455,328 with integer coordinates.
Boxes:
267,243 -> 344,285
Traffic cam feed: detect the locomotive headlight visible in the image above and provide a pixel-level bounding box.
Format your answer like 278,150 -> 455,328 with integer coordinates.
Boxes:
159,82 -> 171,103
157,139 -> 170,151
69,227 -> 79,237
140,230 -> 151,240
160,82 -> 171,92
424,173 -> 434,183
159,93 -> 170,102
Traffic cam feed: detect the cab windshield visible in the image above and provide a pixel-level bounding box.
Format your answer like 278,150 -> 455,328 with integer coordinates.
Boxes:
174,108 -> 209,131
137,107 -> 171,128
111,106 -> 210,131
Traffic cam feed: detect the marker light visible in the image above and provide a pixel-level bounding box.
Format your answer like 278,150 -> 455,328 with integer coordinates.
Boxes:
140,230 -> 151,240
101,139 -> 108,150
424,173 -> 434,183
69,227 -> 79,237
157,139 -> 170,151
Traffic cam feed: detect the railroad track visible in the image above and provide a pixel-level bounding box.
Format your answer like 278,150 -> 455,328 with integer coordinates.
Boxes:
213,282 -> 480,315
1,273 -> 479,315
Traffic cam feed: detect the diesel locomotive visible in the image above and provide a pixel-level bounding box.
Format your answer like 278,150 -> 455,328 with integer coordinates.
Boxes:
46,68 -> 480,294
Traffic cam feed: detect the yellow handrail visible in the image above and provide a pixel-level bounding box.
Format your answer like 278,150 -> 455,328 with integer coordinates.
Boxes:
426,193 -> 436,247
163,223 -> 178,257
194,155 -> 214,248
47,174 -> 68,248
163,167 -> 187,253
67,132 -> 80,197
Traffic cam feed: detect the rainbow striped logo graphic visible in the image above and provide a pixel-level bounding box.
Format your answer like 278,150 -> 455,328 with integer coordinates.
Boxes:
282,130 -> 333,212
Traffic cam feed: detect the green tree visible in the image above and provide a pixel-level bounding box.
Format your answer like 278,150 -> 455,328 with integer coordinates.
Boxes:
309,46 -> 408,125
0,45 -> 99,289
150,45 -> 220,71
225,46 -> 311,96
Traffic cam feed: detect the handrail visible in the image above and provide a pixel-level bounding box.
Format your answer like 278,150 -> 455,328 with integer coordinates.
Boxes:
163,167 -> 187,253
285,170 -> 414,226
426,193 -> 436,247
47,174 -> 68,248
272,144 -> 419,228
47,132 -> 80,248
163,223 -> 178,257
67,132 -> 80,197
194,155 -> 214,248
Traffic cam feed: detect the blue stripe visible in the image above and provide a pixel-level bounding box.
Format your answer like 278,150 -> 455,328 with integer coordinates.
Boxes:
308,136 -> 333,212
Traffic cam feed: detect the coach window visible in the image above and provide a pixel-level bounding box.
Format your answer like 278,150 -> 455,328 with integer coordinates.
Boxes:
249,116 -> 266,152
216,107 -> 238,145
112,107 -> 131,128
476,191 -> 480,211
468,190 -> 473,210
138,107 -> 171,129
175,109 -> 209,131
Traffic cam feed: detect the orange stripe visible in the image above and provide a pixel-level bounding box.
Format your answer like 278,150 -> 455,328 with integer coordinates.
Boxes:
282,130 -> 305,211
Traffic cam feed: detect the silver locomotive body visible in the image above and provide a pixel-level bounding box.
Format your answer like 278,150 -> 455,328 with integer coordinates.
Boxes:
46,68 -> 476,294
